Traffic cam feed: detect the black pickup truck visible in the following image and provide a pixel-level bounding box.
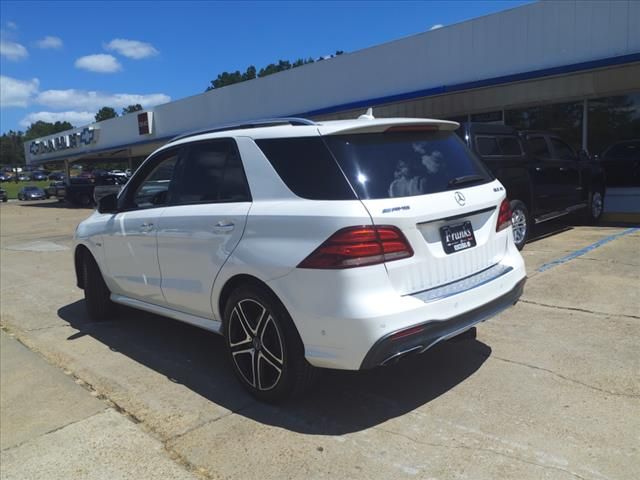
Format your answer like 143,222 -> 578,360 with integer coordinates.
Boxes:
53,175 -> 127,207
459,123 -> 605,249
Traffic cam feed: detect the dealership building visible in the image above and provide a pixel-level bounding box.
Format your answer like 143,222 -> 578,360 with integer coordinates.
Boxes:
25,0 -> 639,211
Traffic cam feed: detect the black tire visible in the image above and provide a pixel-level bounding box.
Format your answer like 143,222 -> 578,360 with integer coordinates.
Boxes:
82,251 -> 116,321
583,189 -> 604,224
78,193 -> 92,207
510,200 -> 529,251
223,283 -> 316,403
2,197 -> 7,202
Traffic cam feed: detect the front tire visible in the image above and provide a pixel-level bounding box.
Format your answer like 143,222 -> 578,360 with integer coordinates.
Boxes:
82,251 -> 116,321
510,200 -> 529,251
224,284 -> 315,403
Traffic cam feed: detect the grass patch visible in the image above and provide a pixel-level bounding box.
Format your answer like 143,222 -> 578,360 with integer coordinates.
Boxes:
1,181 -> 51,199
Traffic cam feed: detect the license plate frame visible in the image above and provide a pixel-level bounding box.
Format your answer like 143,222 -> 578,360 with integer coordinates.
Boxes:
440,221 -> 477,254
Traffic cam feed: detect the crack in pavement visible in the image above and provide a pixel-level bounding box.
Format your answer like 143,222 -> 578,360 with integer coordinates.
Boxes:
0,409 -> 108,453
489,355 -> 639,399
375,426 -> 594,480
520,299 -> 640,320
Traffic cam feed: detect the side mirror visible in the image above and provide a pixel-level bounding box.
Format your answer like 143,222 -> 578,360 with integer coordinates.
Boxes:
97,193 -> 118,214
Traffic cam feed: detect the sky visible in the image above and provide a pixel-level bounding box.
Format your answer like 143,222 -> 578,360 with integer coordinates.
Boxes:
0,0 -> 532,134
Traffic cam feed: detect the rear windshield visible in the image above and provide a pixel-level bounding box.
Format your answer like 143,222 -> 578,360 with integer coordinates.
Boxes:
324,131 -> 492,200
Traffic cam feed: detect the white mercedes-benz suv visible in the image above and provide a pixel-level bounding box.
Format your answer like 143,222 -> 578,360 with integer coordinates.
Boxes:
74,115 -> 526,402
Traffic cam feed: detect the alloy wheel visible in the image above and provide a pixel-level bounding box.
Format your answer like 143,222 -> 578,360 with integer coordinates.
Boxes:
228,299 -> 284,391
591,192 -> 603,219
511,207 -> 527,246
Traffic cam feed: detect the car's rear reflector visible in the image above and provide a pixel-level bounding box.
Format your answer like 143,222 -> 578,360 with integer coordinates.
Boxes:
298,225 -> 414,269
496,199 -> 512,232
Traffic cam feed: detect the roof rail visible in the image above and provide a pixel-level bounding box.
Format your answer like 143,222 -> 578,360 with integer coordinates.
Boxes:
169,117 -> 316,142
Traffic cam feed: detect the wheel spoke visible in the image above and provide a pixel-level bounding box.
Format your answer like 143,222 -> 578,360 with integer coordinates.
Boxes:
257,352 -> 282,391
231,348 -> 256,387
229,307 -> 252,348
260,316 -> 284,366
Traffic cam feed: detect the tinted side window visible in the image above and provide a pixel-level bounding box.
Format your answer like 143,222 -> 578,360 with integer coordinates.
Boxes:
527,137 -> 550,159
476,136 -> 500,156
550,138 -> 576,160
498,136 -> 523,156
130,151 -> 179,209
174,139 -> 250,204
604,142 -> 640,161
255,137 -> 356,200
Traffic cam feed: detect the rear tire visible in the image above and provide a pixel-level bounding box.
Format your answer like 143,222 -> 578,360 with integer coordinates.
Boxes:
223,283 -> 316,403
78,193 -> 92,207
583,189 -> 604,224
510,200 -> 529,251
82,251 -> 116,321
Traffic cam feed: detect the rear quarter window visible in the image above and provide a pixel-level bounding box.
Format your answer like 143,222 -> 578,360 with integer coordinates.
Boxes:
255,137 -> 356,200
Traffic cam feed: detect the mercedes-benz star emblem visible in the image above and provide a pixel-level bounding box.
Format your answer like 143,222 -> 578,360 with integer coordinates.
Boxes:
454,191 -> 466,206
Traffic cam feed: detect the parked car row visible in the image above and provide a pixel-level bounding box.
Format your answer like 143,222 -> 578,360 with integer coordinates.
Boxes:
0,171 -> 66,182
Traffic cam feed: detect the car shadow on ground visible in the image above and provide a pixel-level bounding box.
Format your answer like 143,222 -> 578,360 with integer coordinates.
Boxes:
17,200 -> 92,209
58,299 -> 491,435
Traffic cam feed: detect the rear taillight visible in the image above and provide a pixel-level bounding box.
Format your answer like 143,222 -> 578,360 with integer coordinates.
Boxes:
298,225 -> 414,269
497,199 -> 512,232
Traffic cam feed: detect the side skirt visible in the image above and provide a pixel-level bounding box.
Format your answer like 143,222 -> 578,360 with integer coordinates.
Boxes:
110,294 -> 223,334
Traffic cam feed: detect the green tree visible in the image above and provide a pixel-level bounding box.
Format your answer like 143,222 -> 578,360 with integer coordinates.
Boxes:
122,104 -> 143,115
205,53 -> 337,91
95,107 -> 118,122
23,121 -> 74,141
0,131 -> 25,165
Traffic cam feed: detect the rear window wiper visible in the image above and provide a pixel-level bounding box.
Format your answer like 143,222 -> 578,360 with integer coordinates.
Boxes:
448,175 -> 486,188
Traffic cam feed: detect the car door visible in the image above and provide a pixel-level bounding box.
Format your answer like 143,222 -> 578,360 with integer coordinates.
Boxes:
549,136 -> 582,207
524,135 -> 558,214
101,148 -> 181,305
156,138 -> 252,319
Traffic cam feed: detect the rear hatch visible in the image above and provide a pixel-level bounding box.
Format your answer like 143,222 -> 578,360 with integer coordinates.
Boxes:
323,125 -> 509,295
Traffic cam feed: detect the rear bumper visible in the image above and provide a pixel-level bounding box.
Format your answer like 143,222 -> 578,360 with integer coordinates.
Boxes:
360,277 -> 526,369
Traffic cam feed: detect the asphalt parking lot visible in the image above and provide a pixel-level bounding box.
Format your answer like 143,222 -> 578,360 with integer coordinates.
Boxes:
1,200 -> 638,480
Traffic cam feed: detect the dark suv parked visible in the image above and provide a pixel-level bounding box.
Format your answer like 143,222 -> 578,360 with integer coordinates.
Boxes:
459,123 -> 605,249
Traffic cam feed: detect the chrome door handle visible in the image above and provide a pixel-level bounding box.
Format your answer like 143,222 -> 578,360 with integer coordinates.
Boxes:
213,221 -> 235,233
140,222 -> 154,232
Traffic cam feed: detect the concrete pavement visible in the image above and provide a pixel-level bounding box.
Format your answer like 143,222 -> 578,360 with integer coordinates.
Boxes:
0,330 -> 199,480
1,200 -> 638,479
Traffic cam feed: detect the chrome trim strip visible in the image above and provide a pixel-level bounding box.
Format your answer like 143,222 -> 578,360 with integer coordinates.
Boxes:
380,346 -> 424,366
416,206 -> 496,226
410,263 -> 513,303
534,203 -> 587,224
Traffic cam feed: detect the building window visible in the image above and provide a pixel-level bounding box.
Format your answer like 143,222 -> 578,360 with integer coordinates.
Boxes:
505,101 -> 583,152
587,93 -> 640,157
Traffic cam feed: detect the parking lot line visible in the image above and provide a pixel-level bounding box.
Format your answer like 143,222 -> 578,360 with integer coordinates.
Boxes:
537,227 -> 639,272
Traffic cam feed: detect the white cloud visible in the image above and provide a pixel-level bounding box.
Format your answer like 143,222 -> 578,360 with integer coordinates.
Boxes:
0,40 -> 28,60
0,76 -> 39,107
36,36 -> 63,49
36,89 -> 170,111
105,38 -> 159,59
6,21 -> 18,30
74,54 -> 122,73
19,111 -> 95,128
429,24 -> 444,31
